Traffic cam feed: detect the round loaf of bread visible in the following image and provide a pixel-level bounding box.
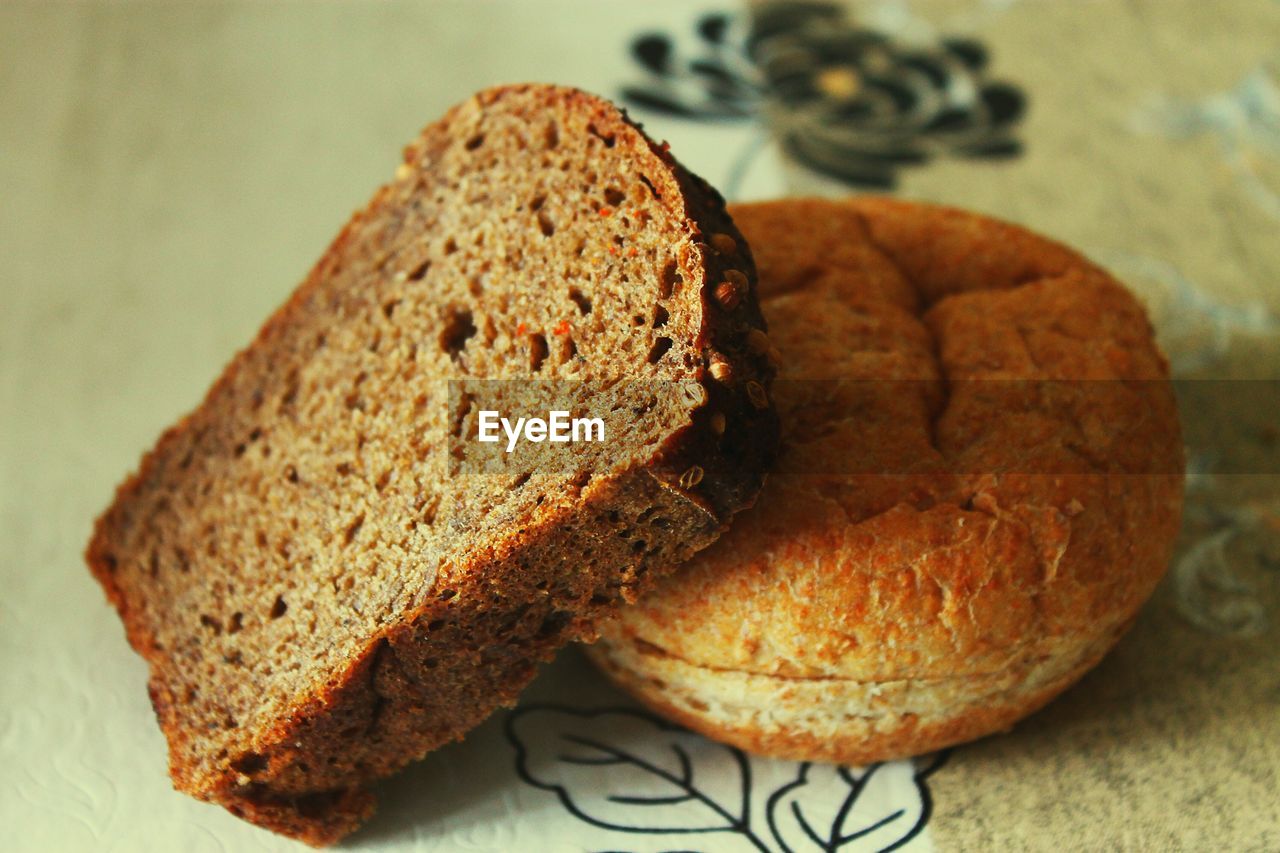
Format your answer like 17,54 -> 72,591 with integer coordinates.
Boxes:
586,197 -> 1184,764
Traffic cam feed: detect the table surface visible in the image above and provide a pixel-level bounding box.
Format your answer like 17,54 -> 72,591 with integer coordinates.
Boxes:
2,2 -> 1278,851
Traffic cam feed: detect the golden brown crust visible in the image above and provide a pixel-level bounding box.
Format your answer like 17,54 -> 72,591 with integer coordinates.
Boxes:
85,85 -> 777,845
588,197 -> 1183,765
590,611 -> 1135,765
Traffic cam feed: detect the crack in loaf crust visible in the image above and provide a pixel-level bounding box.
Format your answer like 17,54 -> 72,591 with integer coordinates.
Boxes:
85,85 -> 777,844
588,197 -> 1184,764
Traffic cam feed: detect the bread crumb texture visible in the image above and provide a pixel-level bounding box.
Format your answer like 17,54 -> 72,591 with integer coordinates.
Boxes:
85,85 -> 777,845
589,197 -> 1184,765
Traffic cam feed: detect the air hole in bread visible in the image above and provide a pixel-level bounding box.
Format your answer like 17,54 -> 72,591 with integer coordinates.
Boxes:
587,123 -> 616,148
437,588 -> 456,602
511,472 -> 531,489
568,287 -> 592,315
228,612 -> 244,634
439,309 -> 477,359
528,194 -> 546,212
465,133 -> 485,151
646,337 -> 673,364
659,260 -> 681,298
537,611 -> 571,639
449,392 -> 474,441
537,211 -> 555,238
560,334 -> 578,362
653,305 -> 669,328
604,187 -> 626,207
421,496 -> 440,526
426,619 -> 446,631
200,614 -> 221,634
269,595 -> 288,619
443,238 -> 458,256
639,174 -> 660,199
280,370 -> 300,410
284,465 -> 299,484
343,514 -> 364,546
406,259 -> 431,281
529,333 -> 549,372
230,752 -> 267,775
543,122 -> 559,149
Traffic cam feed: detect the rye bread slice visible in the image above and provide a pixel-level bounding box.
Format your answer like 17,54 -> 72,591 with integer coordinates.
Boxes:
86,84 -> 776,844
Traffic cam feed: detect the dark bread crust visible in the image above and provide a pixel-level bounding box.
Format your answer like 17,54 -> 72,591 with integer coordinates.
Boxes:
86,85 -> 776,845
589,197 -> 1184,765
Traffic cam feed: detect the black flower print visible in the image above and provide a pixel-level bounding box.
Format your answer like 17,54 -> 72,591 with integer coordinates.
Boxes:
506,704 -> 949,852
623,1 -> 1027,189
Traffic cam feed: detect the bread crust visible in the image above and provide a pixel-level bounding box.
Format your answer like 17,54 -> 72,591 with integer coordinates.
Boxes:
591,611 -> 1135,765
85,85 -> 777,844
588,197 -> 1183,765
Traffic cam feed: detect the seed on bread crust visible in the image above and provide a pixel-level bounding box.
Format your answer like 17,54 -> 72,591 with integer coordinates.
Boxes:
680,381 -> 706,408
710,233 -> 738,255
747,328 -> 782,366
715,280 -> 743,311
679,465 -> 705,489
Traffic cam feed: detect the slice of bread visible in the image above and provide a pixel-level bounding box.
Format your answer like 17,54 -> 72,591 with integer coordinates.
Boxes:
86,84 -> 777,844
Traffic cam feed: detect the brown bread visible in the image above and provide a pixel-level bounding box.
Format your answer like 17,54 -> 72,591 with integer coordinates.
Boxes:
588,197 -> 1184,765
86,84 -> 777,844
